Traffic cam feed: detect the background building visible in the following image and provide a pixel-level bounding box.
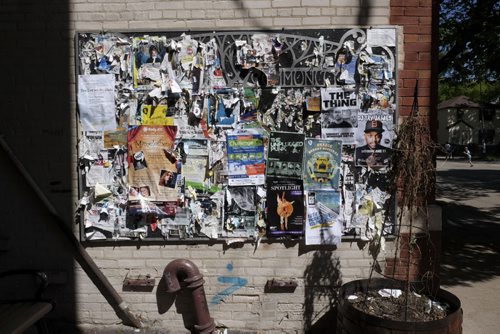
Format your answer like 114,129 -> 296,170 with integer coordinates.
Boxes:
438,95 -> 499,152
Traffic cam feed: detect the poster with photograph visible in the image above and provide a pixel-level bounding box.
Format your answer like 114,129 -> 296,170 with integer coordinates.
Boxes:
223,186 -> 257,238
267,131 -> 305,179
133,38 -> 165,89
334,44 -> 358,85
358,88 -> 395,113
305,190 -> 342,245
321,87 -> 358,144
127,125 -> 178,202
267,179 -> 304,237
226,129 -> 265,186
303,138 -> 342,190
355,111 -> 394,167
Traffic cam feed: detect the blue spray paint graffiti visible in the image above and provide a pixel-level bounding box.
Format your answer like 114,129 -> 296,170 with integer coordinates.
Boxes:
210,263 -> 248,305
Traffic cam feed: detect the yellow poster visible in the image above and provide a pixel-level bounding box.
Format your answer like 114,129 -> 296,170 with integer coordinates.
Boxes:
140,105 -> 174,125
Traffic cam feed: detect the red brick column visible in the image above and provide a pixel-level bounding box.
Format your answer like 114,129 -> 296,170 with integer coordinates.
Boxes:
390,0 -> 438,134
385,231 -> 441,291
386,1 -> 441,289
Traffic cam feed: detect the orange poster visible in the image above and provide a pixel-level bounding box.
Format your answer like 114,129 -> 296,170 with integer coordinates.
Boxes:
128,125 -> 178,202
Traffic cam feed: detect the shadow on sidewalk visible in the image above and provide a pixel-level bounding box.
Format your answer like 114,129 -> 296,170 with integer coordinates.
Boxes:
437,166 -> 500,287
438,201 -> 500,286
437,169 -> 500,202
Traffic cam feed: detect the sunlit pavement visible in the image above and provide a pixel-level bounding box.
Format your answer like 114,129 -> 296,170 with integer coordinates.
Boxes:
436,159 -> 500,334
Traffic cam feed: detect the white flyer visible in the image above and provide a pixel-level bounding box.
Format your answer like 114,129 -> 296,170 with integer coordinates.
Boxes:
78,74 -> 117,131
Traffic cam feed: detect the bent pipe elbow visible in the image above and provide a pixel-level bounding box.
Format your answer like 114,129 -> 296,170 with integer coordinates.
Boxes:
163,259 -> 215,334
163,258 -> 204,293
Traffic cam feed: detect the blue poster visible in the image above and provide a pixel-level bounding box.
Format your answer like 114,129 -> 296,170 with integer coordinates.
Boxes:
226,129 -> 265,186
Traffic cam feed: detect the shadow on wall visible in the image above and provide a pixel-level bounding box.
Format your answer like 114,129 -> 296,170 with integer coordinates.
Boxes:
235,0 -> 374,28
0,0 -> 75,331
301,243 -> 342,334
358,0 -> 373,26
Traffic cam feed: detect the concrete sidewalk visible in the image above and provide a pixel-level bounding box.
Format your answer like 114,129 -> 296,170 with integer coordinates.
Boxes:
436,160 -> 500,334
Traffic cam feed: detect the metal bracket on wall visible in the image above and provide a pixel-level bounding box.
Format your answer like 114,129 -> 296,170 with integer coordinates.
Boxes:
122,275 -> 156,292
265,279 -> 298,293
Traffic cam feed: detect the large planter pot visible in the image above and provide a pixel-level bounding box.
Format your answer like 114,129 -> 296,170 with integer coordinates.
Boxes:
336,278 -> 462,334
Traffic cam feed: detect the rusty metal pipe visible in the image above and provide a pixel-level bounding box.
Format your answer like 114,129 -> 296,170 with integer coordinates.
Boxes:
164,259 -> 215,334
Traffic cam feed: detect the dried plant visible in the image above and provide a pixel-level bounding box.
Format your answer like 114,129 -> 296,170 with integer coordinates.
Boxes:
390,81 -> 440,319
390,96 -> 436,213
364,81 -> 442,321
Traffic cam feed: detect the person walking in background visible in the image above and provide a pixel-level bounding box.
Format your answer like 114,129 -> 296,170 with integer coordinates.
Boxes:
464,146 -> 473,167
444,142 -> 453,159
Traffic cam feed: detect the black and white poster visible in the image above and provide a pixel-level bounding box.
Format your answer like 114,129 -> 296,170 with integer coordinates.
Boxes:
266,131 -> 305,179
321,87 -> 358,144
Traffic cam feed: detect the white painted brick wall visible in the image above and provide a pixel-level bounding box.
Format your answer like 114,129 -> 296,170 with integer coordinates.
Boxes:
68,0 -> 391,32
70,242 -> 383,331
274,0 -> 301,7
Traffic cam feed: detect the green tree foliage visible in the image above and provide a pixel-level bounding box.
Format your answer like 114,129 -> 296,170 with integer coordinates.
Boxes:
439,0 -> 500,83
439,81 -> 500,103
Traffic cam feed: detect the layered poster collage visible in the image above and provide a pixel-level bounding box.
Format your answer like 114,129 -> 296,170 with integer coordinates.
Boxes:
76,28 -> 396,244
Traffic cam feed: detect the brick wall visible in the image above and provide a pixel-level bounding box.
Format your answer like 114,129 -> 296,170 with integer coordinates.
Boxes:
390,0 -> 437,126
385,0 -> 441,295
71,243 -> 375,332
0,0 -> 437,333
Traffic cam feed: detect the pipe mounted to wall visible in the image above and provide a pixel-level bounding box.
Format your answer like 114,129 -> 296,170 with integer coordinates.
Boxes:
163,259 -> 216,334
